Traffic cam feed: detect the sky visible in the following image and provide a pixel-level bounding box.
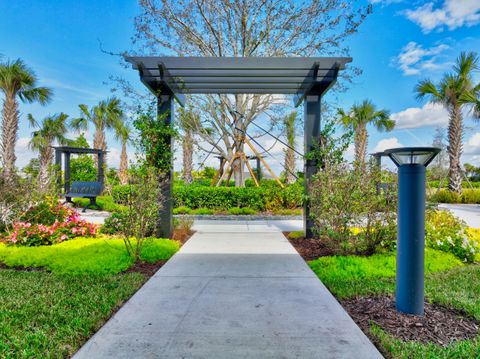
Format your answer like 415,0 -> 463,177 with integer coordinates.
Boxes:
0,0 -> 479,174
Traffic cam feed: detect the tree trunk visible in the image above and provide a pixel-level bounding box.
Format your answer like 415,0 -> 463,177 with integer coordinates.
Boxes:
93,128 -> 107,180
447,105 -> 463,193
119,141 -> 128,185
284,147 -> 296,184
182,131 -> 193,184
1,93 -> 19,182
354,124 -> 368,165
38,146 -> 53,193
231,141 -> 245,187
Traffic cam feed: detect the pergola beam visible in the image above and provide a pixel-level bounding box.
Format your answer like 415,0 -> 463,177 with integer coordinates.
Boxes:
126,56 -> 351,238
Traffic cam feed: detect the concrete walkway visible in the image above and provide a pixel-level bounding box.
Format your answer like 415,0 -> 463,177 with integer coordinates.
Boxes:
74,227 -> 382,358
438,203 -> 480,228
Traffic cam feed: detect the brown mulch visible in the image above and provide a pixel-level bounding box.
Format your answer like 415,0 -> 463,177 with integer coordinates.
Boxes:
283,232 -> 336,260
342,296 -> 479,346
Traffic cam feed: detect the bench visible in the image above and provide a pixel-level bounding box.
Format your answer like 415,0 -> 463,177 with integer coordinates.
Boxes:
65,181 -> 103,212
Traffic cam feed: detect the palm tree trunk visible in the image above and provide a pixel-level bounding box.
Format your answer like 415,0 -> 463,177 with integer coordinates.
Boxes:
284,147 -> 296,184
93,128 -> 107,179
119,141 -> 128,185
38,147 -> 53,193
354,124 -> 368,165
447,105 -> 463,193
182,131 -> 193,184
1,93 -> 19,182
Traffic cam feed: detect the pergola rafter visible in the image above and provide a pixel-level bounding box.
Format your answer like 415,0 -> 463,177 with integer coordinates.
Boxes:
125,56 -> 351,237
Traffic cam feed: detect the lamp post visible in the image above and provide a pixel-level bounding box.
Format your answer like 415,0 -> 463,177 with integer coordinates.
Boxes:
384,147 -> 441,315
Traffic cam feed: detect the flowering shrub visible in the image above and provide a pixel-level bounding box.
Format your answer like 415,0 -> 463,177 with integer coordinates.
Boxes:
101,211 -> 126,235
1,202 -> 98,246
425,210 -> 479,263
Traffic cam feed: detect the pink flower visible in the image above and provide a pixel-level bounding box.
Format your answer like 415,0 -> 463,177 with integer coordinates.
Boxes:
23,222 -> 32,228
72,227 -> 78,234
60,234 -> 67,241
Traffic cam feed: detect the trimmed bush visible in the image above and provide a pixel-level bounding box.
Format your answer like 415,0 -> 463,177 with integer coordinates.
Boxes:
227,207 -> 256,215
173,206 -> 192,214
429,189 -> 480,204
112,184 -> 137,204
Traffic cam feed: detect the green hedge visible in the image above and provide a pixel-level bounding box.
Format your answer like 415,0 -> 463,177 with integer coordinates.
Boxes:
113,183 -> 303,211
429,189 -> 480,204
427,180 -> 480,189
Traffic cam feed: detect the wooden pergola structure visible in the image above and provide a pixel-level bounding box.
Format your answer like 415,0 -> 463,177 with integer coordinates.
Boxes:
126,56 -> 351,237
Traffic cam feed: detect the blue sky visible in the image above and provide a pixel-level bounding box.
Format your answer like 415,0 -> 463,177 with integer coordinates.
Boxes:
1,0 -> 479,173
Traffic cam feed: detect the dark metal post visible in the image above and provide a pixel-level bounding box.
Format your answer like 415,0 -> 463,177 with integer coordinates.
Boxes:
97,151 -> 105,189
157,95 -> 174,238
374,153 -> 382,195
304,95 -> 321,238
55,148 -> 62,192
64,152 -> 71,201
396,164 -> 426,315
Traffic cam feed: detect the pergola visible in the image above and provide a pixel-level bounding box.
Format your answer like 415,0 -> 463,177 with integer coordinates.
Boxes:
126,56 -> 351,237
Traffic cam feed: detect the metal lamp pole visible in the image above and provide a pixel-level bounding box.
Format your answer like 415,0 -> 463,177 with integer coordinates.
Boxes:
384,147 -> 441,315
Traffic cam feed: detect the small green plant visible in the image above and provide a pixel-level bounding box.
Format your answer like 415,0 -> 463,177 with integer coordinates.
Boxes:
288,230 -> 305,240
174,216 -> 194,232
173,206 -> 192,214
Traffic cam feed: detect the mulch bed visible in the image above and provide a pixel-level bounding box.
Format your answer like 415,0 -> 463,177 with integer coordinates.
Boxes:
342,296 -> 479,346
283,232 -> 336,260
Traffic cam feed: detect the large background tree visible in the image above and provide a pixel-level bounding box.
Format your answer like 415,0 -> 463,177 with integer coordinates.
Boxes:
416,52 -> 480,193
28,113 -> 69,193
130,0 -> 370,186
337,100 -> 393,165
0,59 -> 52,182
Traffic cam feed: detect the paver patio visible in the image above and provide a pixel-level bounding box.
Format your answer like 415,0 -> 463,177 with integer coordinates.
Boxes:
73,225 -> 383,358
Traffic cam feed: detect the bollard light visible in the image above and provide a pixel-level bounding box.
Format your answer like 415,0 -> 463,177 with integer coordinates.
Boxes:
384,147 -> 441,315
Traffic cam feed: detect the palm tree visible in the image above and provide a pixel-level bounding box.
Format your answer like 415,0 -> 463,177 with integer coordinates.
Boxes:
114,123 -> 131,185
28,113 -> 69,192
0,59 -> 52,182
337,100 -> 393,165
178,107 -> 199,184
416,52 -> 480,193
283,111 -> 297,184
71,97 -> 124,167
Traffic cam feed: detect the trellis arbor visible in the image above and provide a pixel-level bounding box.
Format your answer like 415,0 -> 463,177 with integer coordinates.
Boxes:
126,56 -> 351,238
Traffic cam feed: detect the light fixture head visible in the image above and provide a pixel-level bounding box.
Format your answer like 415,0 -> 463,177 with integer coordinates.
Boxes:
384,147 -> 441,167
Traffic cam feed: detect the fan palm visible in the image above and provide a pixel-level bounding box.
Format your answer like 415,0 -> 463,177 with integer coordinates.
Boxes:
28,113 -> 69,192
71,97 -> 124,167
416,51 -> 480,193
0,59 -> 52,181
338,100 -> 393,165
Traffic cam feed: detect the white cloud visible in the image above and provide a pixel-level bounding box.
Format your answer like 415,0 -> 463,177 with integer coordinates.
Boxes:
14,137 -> 36,169
465,132 -> 480,155
395,41 -> 449,76
404,0 -> 480,33
373,137 -> 403,152
391,102 -> 449,129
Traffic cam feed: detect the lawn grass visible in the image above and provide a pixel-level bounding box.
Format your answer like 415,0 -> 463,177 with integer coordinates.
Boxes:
0,236 -> 179,275
309,250 -> 480,358
0,235 -> 180,357
0,270 -> 144,358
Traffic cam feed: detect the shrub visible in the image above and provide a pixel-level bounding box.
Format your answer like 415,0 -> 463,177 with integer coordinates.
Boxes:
425,210 -> 479,263
112,184 -> 137,204
174,216 -> 194,232
429,189 -> 461,203
20,197 -> 71,225
173,206 -> 192,214
429,189 -> 480,204
192,208 -> 214,215
227,207 -> 256,215
309,163 -> 397,255
173,182 -> 302,211
101,212 -> 126,235
2,207 -> 97,246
